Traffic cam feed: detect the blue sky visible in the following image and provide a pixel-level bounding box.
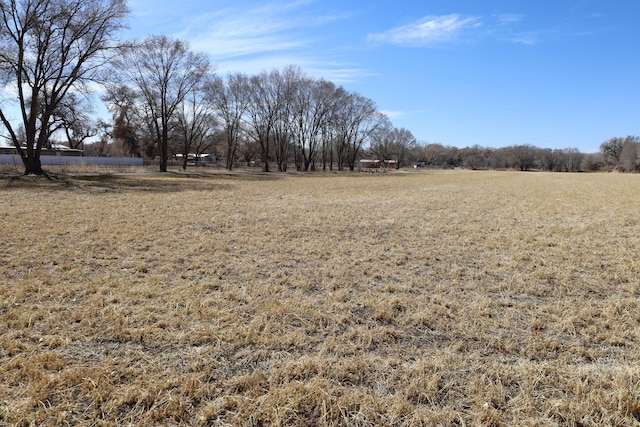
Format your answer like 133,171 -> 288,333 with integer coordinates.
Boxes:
125,0 -> 639,153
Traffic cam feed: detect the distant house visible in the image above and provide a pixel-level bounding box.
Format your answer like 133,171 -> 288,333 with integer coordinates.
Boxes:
359,159 -> 381,170
359,159 -> 397,171
0,142 -> 82,156
0,142 -> 13,155
384,159 -> 397,169
173,153 -> 216,165
44,143 -> 83,156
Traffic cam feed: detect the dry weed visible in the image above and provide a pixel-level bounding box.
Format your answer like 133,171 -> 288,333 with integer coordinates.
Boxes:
1,170 -> 639,425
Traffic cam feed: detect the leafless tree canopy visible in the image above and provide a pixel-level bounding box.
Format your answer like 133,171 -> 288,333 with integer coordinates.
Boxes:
207,73 -> 250,171
175,77 -> 217,171
112,35 -> 210,172
0,0 -> 128,174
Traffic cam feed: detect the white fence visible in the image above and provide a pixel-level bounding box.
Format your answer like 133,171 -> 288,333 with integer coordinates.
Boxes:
0,155 -> 143,167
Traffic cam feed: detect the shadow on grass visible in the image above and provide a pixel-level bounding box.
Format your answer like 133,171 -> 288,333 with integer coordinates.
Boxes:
0,171 -> 285,193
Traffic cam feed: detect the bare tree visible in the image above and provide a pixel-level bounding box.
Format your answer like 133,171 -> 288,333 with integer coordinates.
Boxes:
538,148 -> 558,171
291,77 -> 337,171
208,73 -> 249,170
270,66 -> 300,172
0,0 -> 128,174
51,93 -> 98,150
619,139 -> 640,172
369,120 -> 416,168
460,145 -> 488,170
245,70 -> 281,172
113,35 -> 209,172
175,78 -> 217,171
320,86 -> 347,171
369,117 -> 394,161
392,127 -> 417,168
420,143 -> 442,166
510,144 -> 538,171
582,152 -> 606,172
564,148 -> 583,172
328,90 -> 353,171
600,137 -> 627,166
601,136 -> 640,171
238,137 -> 259,167
105,85 -> 141,157
333,92 -> 383,171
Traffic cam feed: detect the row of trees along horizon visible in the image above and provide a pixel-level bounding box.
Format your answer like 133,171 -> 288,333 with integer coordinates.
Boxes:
0,0 -> 637,175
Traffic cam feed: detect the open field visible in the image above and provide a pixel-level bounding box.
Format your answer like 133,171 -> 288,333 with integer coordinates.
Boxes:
1,170 -> 640,426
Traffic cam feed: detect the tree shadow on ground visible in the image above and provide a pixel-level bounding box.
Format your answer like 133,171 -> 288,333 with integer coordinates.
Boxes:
0,171 -> 284,193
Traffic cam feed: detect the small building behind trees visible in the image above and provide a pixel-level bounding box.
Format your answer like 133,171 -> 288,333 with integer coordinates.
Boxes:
359,159 -> 381,169
0,142 -> 83,157
359,159 -> 397,171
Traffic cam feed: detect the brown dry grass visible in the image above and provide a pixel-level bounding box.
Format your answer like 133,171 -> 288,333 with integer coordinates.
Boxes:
1,170 -> 639,426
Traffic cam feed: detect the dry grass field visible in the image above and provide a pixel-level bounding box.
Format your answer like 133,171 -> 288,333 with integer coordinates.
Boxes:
1,170 -> 639,426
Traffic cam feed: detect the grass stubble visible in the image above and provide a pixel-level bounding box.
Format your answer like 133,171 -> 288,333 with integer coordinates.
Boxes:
0,170 -> 639,426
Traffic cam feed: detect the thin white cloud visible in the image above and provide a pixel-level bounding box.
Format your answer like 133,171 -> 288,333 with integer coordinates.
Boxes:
504,27 -> 565,46
193,35 -> 307,59
494,13 -> 525,25
510,33 -> 538,45
157,1 -> 369,82
367,14 -> 482,46
307,67 -> 377,85
180,1 -> 352,58
379,110 -> 404,119
213,54 -> 373,84
366,13 -> 571,48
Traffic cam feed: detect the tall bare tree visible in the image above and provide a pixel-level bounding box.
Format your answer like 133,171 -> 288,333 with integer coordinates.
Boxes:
291,77 -> 337,171
245,70 -> 281,172
390,127 -> 417,168
510,144 -> 538,171
369,116 -> 394,161
370,121 -> 417,168
175,80 -> 217,171
208,73 -> 249,171
370,119 -> 417,169
104,85 -> 141,157
600,137 -> 627,165
619,138 -> 640,172
332,92 -> 383,171
271,66 -> 300,172
601,136 -> 640,170
244,67 -> 305,172
0,0 -> 128,174
113,35 -> 209,172
238,137 -> 259,167
320,86 -> 347,171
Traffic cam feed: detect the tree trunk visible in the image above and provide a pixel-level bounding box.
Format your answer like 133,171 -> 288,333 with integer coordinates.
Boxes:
159,138 -> 168,172
226,138 -> 234,171
23,155 -> 44,175
262,141 -> 270,172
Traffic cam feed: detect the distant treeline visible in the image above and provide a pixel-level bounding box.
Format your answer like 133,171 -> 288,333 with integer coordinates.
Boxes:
404,136 -> 640,172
